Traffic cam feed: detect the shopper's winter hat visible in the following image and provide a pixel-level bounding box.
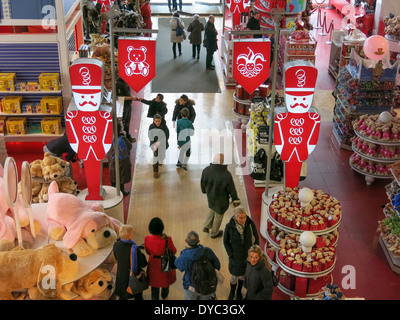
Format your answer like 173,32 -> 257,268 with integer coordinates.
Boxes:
148,217 -> 164,235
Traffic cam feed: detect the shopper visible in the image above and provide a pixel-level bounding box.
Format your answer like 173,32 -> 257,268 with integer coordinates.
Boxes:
223,206 -> 259,300
246,10 -> 261,38
201,153 -> 241,238
148,114 -> 170,178
172,94 -> 196,126
244,244 -> 273,300
144,217 -> 177,300
204,15 -> 218,70
108,122 -> 132,196
140,0 -> 152,37
116,76 -> 136,143
133,93 -> 168,122
174,230 -> 221,300
187,14 -> 204,60
176,108 -> 194,170
43,133 -> 76,162
113,224 -> 148,300
170,13 -> 185,59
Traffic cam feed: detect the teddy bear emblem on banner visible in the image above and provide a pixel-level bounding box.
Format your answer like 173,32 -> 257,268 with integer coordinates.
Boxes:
273,60 -> 320,188
66,58 -> 113,201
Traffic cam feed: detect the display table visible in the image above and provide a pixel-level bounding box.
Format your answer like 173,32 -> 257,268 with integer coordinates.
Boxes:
77,185 -> 124,223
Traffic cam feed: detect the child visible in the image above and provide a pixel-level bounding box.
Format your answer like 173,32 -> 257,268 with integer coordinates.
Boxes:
176,108 -> 194,170
108,122 -> 132,195
148,114 -> 170,178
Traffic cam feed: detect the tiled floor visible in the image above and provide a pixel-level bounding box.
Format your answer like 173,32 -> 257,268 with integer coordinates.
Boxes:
5,6 -> 400,300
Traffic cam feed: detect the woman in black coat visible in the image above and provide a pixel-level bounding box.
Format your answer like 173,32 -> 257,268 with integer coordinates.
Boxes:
187,14 -> 204,60
244,244 -> 273,300
113,225 -> 148,300
223,206 -> 259,300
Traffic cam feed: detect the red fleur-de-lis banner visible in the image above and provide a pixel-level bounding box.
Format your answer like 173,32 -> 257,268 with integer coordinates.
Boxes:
118,37 -> 156,93
233,39 -> 271,94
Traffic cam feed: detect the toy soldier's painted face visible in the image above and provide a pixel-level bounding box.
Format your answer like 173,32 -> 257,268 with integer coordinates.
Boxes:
284,63 -> 318,114
70,59 -> 104,112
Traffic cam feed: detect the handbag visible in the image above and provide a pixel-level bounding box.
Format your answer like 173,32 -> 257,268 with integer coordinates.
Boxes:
176,19 -> 184,37
161,237 -> 177,272
271,269 -> 278,287
250,148 -> 267,180
203,38 -> 208,47
270,151 -> 283,182
126,245 -> 149,295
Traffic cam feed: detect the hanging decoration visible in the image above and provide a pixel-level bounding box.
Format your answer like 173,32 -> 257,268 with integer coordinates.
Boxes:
233,39 -> 271,94
118,37 -> 157,93
363,35 -> 390,60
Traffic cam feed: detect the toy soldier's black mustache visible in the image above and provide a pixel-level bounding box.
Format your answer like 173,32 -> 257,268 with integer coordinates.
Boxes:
79,101 -> 98,107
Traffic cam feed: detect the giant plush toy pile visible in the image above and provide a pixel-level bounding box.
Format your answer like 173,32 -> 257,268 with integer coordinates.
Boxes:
28,153 -> 79,203
0,162 -> 122,299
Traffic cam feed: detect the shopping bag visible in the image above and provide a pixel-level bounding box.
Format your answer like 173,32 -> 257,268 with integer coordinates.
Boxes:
126,272 -> 149,296
250,148 -> 267,180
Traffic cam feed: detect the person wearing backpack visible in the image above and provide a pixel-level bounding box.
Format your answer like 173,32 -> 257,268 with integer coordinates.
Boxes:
170,12 -> 185,59
108,122 -> 133,196
174,231 -> 221,300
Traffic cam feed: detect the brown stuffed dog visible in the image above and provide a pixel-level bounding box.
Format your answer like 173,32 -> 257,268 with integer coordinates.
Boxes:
0,243 -> 79,300
71,268 -> 112,299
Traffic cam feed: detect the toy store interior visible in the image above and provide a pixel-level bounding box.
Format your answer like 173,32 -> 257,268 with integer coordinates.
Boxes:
0,0 -> 400,304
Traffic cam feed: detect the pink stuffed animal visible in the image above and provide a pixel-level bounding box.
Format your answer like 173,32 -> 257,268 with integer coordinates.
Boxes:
0,164 -> 39,251
46,181 -> 122,257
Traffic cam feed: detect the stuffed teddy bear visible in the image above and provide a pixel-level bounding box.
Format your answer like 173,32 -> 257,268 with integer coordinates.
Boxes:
0,243 -> 79,300
57,177 -> 79,196
30,159 -> 43,178
46,181 -> 122,257
42,162 -> 69,182
71,268 -> 113,300
38,183 -> 50,203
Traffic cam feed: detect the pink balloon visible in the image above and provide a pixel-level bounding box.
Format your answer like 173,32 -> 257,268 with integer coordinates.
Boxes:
363,35 -> 389,60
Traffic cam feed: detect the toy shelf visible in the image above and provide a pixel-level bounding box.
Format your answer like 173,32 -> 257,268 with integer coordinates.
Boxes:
2,129 -> 65,142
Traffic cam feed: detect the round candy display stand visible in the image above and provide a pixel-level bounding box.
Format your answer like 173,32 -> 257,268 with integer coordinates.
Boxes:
261,186 -> 342,298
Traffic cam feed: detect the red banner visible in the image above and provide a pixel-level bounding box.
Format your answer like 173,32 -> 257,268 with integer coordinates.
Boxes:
118,38 -> 156,93
233,39 -> 271,94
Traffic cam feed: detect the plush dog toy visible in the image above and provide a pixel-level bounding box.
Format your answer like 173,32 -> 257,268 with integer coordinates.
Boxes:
46,181 -> 122,257
0,243 -> 79,300
71,268 -> 113,300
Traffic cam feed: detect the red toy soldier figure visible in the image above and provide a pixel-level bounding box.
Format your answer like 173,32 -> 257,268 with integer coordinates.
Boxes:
273,61 -> 320,188
66,58 -> 113,200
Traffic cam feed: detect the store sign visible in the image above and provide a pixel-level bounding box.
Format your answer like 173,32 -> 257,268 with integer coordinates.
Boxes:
226,0 -> 250,14
233,39 -> 271,94
93,0 -> 115,12
118,37 -> 156,93
273,60 -> 320,188
67,58 -> 113,201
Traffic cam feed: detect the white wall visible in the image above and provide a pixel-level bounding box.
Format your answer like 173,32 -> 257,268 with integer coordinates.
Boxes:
374,0 -> 400,34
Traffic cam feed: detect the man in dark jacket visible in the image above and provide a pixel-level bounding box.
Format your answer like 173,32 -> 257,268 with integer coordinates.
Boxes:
246,11 -> 261,38
148,114 -> 169,178
172,94 -> 196,127
223,206 -> 259,300
204,15 -> 218,70
116,77 -> 136,143
174,231 -> 221,300
201,153 -> 241,238
134,93 -> 168,122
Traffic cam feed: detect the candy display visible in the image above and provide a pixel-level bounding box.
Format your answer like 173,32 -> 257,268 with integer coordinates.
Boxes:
247,98 -> 270,157
353,113 -> 400,142
377,212 -> 400,257
350,153 -> 392,176
384,15 -> 400,38
353,136 -> 400,160
269,187 -> 341,232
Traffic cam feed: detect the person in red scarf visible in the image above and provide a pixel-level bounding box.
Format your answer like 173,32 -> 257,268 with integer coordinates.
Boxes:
140,0 -> 152,37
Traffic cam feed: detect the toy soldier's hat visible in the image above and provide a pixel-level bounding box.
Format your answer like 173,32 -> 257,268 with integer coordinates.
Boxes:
69,58 -> 104,94
284,60 -> 318,96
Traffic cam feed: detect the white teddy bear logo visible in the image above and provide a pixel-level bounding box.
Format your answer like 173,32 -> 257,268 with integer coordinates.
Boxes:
124,46 -> 150,77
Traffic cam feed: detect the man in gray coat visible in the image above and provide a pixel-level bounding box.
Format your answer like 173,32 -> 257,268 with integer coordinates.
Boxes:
201,153 -> 241,238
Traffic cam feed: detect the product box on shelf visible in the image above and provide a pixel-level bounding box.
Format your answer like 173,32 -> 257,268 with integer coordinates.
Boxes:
27,82 -> 40,91
41,117 -> 61,135
0,73 -> 16,91
38,96 -> 62,114
1,96 -> 23,113
39,73 -> 60,91
0,116 -> 6,134
6,117 -> 26,135
255,0 -> 285,12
